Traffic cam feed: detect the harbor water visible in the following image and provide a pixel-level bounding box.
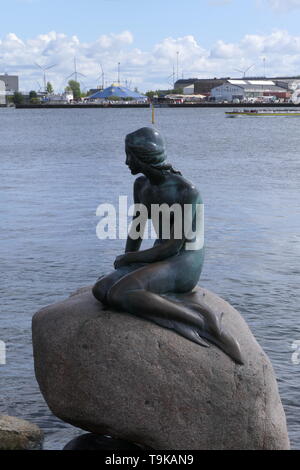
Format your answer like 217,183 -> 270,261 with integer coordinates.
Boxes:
0,107 -> 299,449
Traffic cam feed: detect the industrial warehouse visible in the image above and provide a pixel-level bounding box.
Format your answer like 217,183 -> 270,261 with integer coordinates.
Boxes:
174,76 -> 300,103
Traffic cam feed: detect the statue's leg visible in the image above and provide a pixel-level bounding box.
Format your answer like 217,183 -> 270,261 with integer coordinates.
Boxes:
101,257 -> 244,364
106,260 -> 205,329
92,263 -> 147,304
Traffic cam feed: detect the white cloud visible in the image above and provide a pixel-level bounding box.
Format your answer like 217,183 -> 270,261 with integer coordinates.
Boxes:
267,0 -> 300,10
209,30 -> 300,77
1,29 -> 300,93
208,0 -> 232,5
210,40 -> 242,59
208,0 -> 300,11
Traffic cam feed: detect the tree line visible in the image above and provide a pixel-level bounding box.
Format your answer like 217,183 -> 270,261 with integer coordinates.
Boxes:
10,80 -> 85,104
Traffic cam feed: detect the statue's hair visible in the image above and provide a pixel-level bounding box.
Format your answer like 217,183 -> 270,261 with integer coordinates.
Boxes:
125,126 -> 182,176
152,162 -> 182,175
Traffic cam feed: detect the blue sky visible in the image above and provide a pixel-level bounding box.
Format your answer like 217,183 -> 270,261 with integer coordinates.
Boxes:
1,0 -> 300,91
3,0 -> 300,47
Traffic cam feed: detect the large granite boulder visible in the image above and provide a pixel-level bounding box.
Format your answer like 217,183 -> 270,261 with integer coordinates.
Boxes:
32,286 -> 290,450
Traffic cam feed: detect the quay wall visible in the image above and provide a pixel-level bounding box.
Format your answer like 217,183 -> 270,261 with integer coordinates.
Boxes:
14,102 -> 300,109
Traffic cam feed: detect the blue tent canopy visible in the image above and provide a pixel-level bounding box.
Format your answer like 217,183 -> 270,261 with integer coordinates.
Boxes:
88,84 -> 146,100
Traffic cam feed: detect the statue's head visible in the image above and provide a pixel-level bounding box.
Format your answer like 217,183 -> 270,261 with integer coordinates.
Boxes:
125,127 -> 167,175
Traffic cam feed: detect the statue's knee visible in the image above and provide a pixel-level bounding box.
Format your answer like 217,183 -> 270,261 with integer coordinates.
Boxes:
92,279 -> 107,303
106,284 -> 123,310
107,279 -> 142,310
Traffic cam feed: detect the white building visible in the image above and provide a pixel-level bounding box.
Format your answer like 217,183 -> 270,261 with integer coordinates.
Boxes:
275,78 -> 300,91
0,74 -> 19,93
45,91 -> 74,104
211,80 -> 245,101
0,80 -> 5,105
0,75 -> 19,104
211,79 -> 289,102
183,84 -> 194,95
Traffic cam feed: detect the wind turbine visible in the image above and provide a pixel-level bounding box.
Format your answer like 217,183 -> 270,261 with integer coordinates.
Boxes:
96,63 -> 105,90
36,81 -> 43,92
234,64 -> 255,78
66,57 -> 86,83
35,62 -> 56,92
176,51 -> 179,82
167,64 -> 176,88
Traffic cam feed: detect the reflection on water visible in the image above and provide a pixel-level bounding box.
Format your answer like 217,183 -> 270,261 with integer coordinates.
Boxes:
0,107 -> 299,449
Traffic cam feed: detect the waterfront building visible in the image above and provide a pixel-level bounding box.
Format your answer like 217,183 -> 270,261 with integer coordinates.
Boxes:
210,79 -> 290,102
0,74 -> 19,104
0,80 -> 5,105
0,74 -> 19,92
164,93 -> 205,103
271,77 -> 300,91
0,83 -> 5,105
176,76 -> 300,101
183,84 -> 194,94
44,91 -> 74,104
175,78 -> 228,94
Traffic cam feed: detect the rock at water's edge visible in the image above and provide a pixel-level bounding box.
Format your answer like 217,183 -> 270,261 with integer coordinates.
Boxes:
0,415 -> 43,450
32,285 -> 290,450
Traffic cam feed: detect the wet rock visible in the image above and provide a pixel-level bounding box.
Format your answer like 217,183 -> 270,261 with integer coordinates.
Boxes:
32,285 -> 290,450
0,414 -> 43,450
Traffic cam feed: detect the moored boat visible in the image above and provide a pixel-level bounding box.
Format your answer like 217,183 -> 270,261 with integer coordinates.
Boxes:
225,109 -> 300,117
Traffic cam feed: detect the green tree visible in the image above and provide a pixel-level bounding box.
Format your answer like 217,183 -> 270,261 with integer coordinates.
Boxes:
12,92 -> 24,105
146,91 -> 157,99
29,90 -> 40,104
66,80 -> 81,100
46,82 -> 54,94
146,88 -> 184,98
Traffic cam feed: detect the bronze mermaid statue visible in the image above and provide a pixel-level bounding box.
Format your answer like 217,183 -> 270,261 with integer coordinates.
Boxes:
93,127 -> 243,364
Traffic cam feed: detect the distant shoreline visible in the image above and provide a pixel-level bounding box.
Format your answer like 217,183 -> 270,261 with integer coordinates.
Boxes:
13,102 -> 300,109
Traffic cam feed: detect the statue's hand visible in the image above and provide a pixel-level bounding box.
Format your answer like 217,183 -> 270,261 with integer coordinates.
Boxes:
114,254 -> 132,269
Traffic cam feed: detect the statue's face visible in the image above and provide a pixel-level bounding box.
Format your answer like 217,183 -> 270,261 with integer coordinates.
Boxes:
125,149 -> 142,175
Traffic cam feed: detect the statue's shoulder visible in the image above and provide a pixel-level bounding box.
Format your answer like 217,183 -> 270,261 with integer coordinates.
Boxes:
134,175 -> 147,188
172,174 -> 202,203
170,173 -> 200,191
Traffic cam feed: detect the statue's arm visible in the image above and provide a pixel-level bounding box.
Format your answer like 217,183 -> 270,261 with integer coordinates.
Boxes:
126,236 -> 184,263
125,177 -> 146,253
115,186 -> 200,268
116,230 -> 184,268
